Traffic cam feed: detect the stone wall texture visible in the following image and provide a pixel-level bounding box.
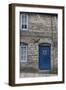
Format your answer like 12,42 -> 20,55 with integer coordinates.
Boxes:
20,13 -> 58,74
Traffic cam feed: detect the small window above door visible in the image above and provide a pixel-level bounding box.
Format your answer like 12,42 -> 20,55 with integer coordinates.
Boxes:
20,13 -> 28,31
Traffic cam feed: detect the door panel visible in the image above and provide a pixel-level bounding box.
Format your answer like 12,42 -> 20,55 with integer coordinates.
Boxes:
39,45 -> 51,70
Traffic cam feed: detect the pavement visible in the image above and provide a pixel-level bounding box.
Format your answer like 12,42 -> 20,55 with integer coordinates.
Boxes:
20,67 -> 57,78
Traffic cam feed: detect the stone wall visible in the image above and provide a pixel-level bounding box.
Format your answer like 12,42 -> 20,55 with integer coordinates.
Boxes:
28,14 -> 52,32
20,13 -> 58,74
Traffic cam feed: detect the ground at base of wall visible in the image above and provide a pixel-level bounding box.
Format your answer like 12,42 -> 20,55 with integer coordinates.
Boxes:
20,67 -> 57,78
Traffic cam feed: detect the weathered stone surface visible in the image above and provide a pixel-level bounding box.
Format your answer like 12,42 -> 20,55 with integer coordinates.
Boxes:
20,13 -> 58,75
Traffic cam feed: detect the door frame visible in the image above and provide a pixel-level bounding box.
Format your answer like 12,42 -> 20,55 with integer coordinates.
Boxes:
38,43 -> 51,72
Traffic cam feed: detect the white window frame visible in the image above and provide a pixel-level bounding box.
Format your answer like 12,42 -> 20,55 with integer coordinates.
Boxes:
20,43 -> 28,63
20,13 -> 28,31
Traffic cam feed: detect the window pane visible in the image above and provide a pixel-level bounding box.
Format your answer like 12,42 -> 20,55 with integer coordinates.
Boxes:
25,15 -> 27,24
25,25 -> 27,28
22,25 -> 25,29
20,44 -> 27,62
22,25 -> 27,29
22,15 -> 25,24
20,14 -> 28,30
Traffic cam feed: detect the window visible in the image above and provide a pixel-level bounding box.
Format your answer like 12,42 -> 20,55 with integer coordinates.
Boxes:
20,43 -> 28,63
20,13 -> 28,30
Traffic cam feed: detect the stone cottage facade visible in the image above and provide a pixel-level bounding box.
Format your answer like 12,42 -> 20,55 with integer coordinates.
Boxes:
20,12 -> 58,75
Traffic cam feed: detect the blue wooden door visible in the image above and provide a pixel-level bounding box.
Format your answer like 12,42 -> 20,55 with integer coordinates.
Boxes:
39,45 -> 51,70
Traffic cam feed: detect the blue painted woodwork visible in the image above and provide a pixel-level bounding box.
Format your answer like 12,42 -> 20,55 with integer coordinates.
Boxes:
39,44 -> 51,70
